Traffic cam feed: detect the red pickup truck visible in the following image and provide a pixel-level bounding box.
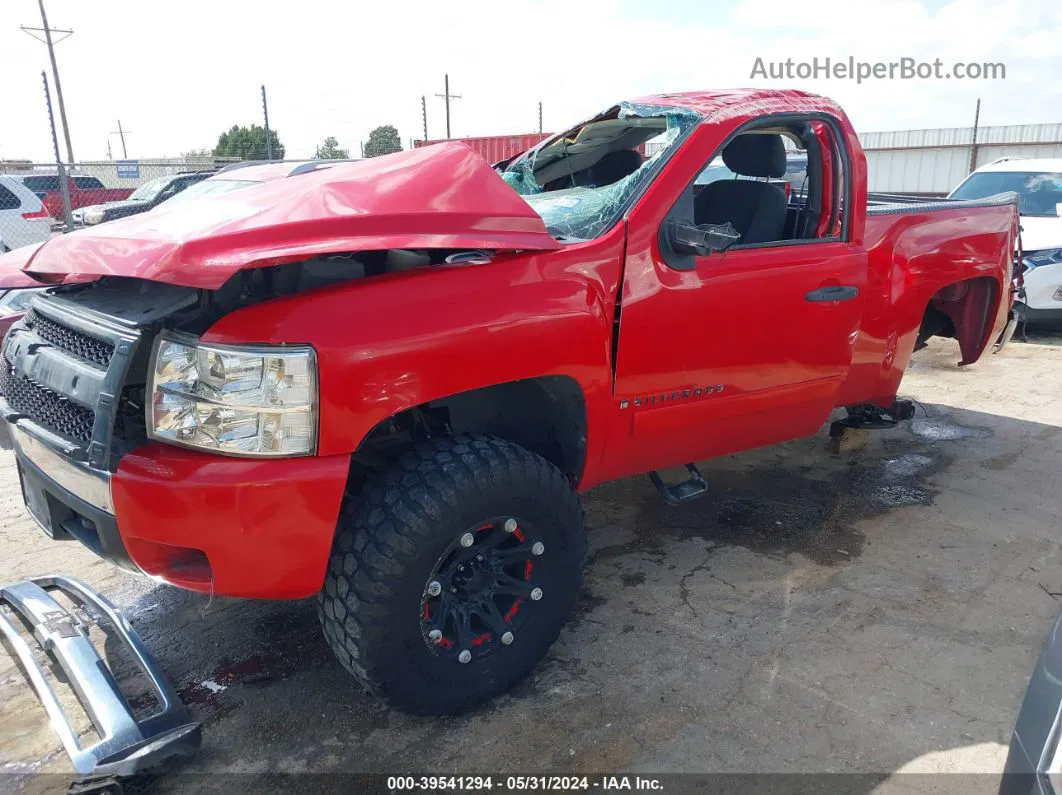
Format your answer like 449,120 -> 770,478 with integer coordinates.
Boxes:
15,174 -> 133,223
0,89 -> 1019,715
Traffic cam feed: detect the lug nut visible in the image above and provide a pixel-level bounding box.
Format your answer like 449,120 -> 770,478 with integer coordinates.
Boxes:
530,587 -> 543,601
458,650 -> 472,664
504,519 -> 518,533
501,631 -> 514,645
532,542 -> 545,556
428,629 -> 442,643
427,581 -> 442,596
460,533 -> 475,548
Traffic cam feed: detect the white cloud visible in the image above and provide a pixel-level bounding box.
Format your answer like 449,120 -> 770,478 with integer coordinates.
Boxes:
0,0 -> 1058,162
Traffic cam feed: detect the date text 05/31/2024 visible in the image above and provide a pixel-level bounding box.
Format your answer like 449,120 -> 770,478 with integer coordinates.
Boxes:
386,776 -> 665,791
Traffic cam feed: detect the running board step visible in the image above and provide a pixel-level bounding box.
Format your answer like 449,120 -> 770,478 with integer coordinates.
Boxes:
0,575 -> 200,782
648,464 -> 708,505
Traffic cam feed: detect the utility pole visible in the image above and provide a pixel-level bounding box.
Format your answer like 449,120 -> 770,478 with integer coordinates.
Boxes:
261,85 -> 273,160
421,95 -> 428,142
42,71 -> 73,231
538,101 -> 543,134
22,0 -> 75,162
106,140 -> 113,160
968,98 -> 981,175
110,120 -> 131,159
434,73 -> 461,139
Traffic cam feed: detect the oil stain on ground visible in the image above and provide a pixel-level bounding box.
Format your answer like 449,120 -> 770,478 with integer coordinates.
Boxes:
582,416 -> 976,567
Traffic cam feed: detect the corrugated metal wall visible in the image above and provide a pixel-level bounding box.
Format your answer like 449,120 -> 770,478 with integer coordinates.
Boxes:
860,123 -> 1062,195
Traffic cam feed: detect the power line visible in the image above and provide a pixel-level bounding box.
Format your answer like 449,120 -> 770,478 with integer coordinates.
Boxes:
434,73 -> 461,139
21,0 -> 74,162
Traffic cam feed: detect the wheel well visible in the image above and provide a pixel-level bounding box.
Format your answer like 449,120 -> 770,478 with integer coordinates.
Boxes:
916,276 -> 998,363
349,376 -> 588,490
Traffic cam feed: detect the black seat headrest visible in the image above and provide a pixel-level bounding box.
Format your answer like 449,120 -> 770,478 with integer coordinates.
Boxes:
592,149 -> 643,186
721,134 -> 786,179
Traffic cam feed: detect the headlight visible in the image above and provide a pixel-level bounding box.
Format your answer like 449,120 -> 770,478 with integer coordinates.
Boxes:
148,334 -> 318,457
82,209 -> 106,225
1022,249 -> 1062,272
0,287 -> 47,316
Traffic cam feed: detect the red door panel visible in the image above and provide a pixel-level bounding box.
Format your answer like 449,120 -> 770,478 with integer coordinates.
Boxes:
606,240 -> 866,477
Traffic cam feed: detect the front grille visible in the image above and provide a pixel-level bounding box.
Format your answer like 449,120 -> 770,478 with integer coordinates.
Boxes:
25,310 -> 115,367
0,358 -> 95,443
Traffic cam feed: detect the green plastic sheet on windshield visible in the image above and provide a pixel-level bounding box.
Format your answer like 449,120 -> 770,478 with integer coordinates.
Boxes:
502,102 -> 700,240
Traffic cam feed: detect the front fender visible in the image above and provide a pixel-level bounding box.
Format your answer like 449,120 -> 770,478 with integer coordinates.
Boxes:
201,240 -> 624,480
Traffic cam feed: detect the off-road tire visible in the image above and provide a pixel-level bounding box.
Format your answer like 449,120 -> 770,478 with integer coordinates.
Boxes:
317,434 -> 587,715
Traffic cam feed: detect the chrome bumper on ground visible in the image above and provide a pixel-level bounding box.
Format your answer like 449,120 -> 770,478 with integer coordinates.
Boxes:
0,575 -> 200,780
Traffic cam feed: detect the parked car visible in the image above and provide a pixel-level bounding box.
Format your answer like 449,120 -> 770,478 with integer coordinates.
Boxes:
950,159 -> 1062,328
999,611 -> 1062,795
1,88 -> 1019,717
0,176 -> 53,251
151,160 -> 364,210
75,171 -> 214,226
11,174 -> 133,224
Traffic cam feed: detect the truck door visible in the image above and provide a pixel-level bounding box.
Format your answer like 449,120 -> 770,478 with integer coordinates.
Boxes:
607,116 -> 867,477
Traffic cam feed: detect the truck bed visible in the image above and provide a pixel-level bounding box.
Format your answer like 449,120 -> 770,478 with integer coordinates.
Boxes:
838,191 -> 1020,406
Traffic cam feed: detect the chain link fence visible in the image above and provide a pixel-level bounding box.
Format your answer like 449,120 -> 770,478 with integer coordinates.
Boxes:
0,157 -> 240,254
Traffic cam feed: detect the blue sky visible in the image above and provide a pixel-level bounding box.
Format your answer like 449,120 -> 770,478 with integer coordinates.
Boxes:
1,0 -> 1059,162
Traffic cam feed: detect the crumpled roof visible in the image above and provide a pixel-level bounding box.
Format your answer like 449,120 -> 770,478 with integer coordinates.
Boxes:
631,88 -> 847,124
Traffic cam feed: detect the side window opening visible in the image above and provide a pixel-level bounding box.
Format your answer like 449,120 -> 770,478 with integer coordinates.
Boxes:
681,118 -> 845,251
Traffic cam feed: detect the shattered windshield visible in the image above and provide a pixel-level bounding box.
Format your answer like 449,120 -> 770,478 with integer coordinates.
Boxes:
501,102 -> 701,240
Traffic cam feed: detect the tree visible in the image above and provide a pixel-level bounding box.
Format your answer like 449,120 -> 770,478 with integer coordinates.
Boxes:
182,147 -> 213,158
364,125 -> 402,158
314,136 -> 350,160
213,124 -> 285,160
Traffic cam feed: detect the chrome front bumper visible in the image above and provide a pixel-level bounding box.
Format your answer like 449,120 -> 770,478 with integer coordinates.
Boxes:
0,575 -> 200,780
9,421 -> 113,513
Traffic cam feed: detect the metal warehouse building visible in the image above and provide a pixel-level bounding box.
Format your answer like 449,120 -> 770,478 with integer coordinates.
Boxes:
861,123 -> 1062,196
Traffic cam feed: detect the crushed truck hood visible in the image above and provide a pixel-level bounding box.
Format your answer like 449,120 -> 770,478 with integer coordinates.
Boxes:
24,143 -> 561,290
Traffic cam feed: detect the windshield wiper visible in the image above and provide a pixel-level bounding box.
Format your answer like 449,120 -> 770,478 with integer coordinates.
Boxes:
546,227 -> 584,244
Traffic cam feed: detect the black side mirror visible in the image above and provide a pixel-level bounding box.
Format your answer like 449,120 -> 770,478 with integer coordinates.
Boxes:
669,221 -> 741,256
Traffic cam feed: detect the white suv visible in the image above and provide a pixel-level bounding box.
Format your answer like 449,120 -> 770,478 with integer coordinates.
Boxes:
0,176 -> 53,252
949,158 -> 1062,328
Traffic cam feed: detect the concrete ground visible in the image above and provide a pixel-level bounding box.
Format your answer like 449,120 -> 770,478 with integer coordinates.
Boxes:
2,332 -> 1062,794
